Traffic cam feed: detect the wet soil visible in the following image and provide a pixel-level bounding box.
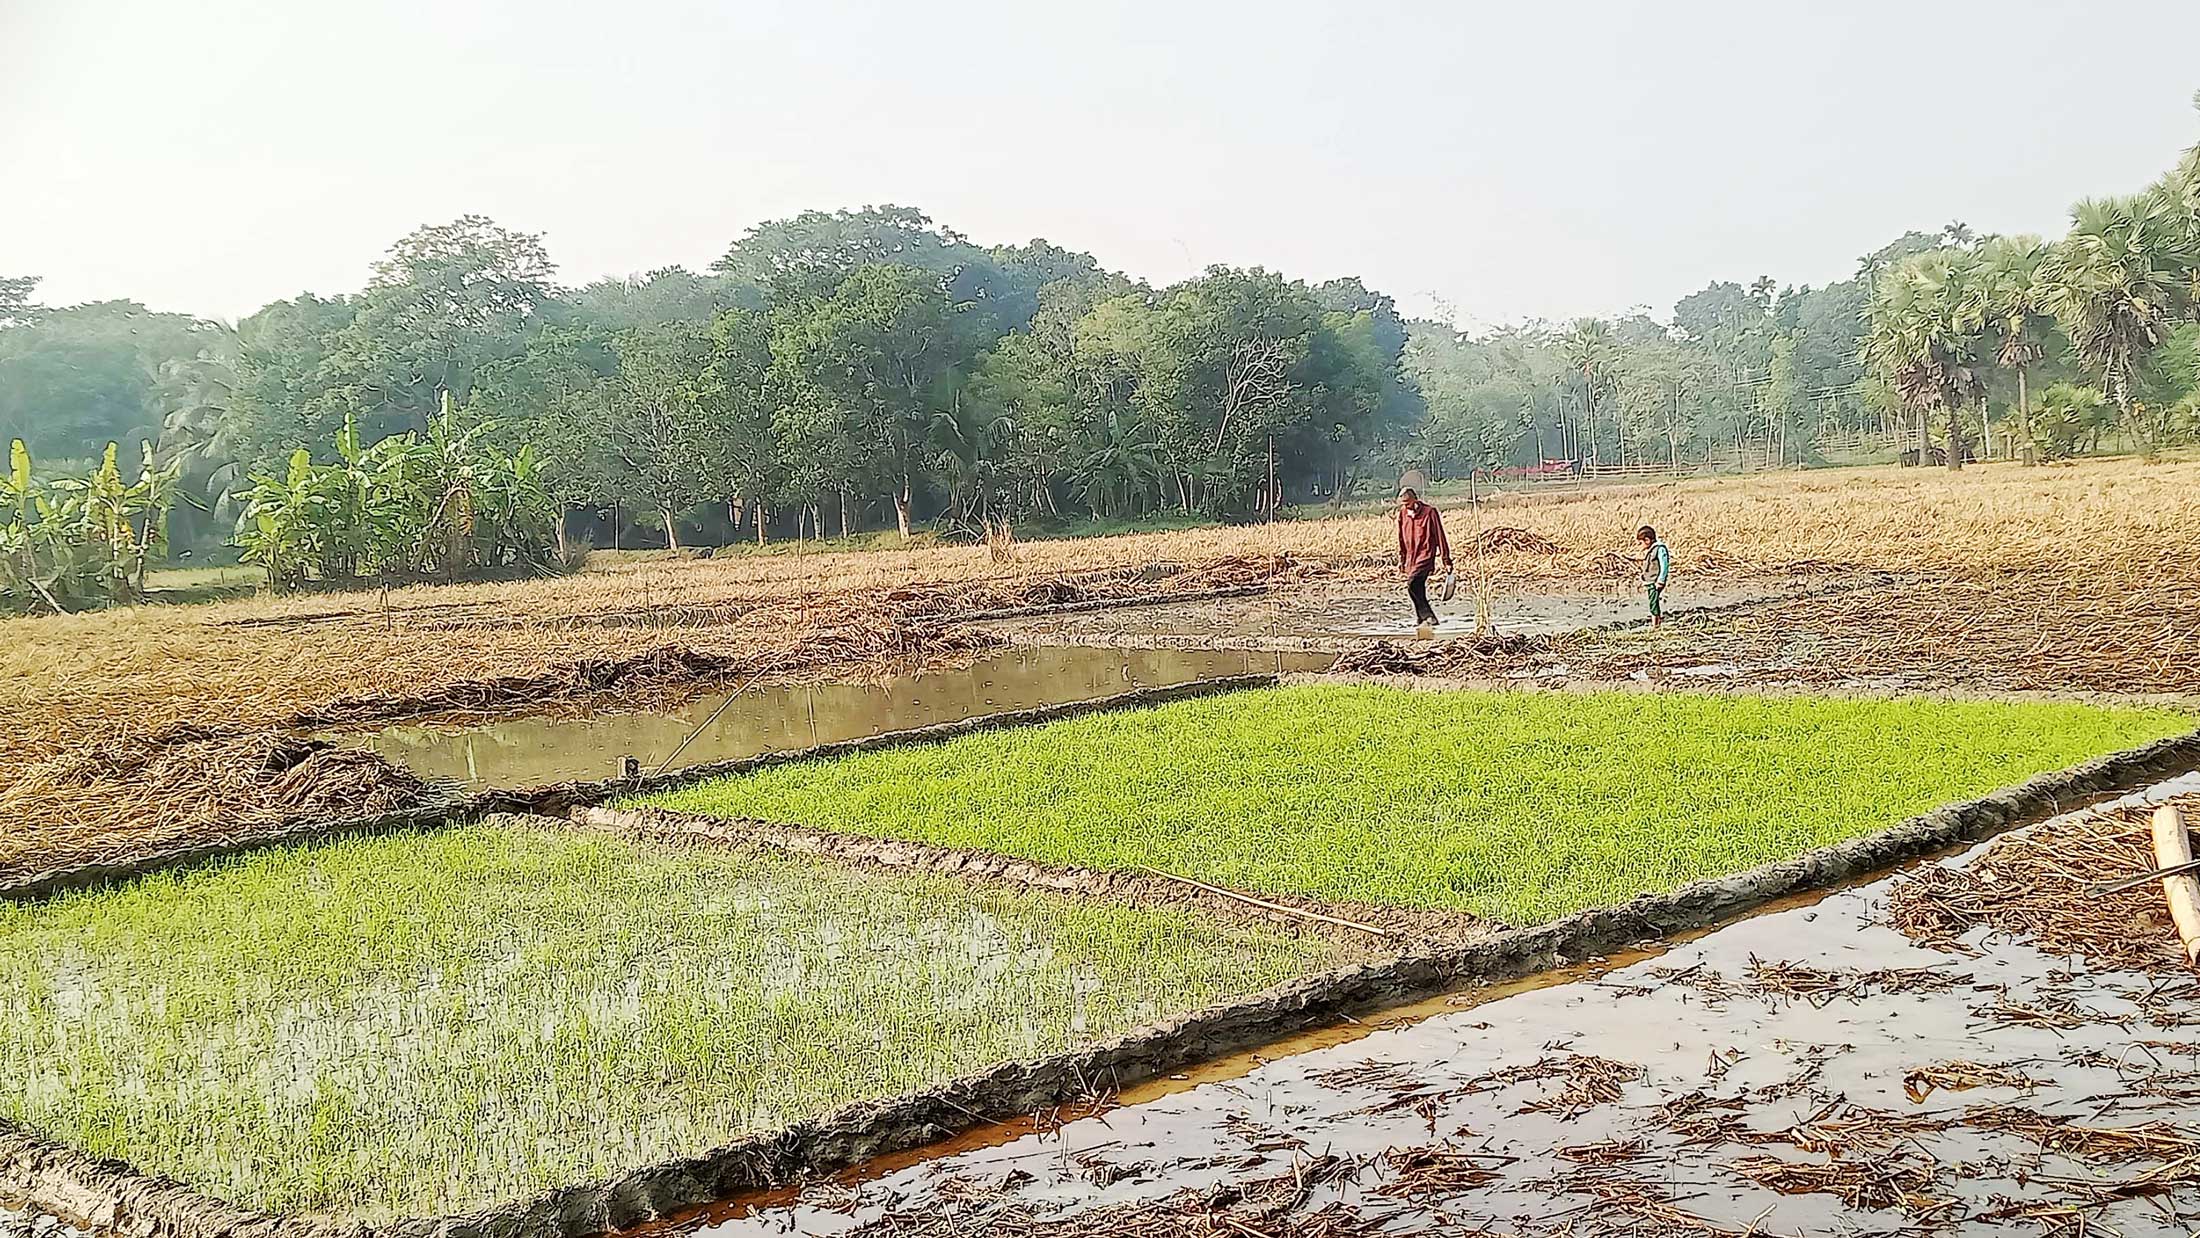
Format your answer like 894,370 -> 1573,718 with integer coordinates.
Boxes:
354,646 -> 1330,790
674,775 -> 2200,1238
984,576 -> 1829,648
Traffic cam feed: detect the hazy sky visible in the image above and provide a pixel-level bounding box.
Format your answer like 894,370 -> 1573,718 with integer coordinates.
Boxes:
6,0 -> 2199,330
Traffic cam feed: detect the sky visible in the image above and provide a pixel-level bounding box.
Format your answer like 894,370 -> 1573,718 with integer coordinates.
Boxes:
5,0 -> 2199,331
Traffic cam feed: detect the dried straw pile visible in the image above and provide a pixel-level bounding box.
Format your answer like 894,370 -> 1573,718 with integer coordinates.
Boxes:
1889,792 -> 2200,973
1,731 -> 429,880
1680,567 -> 2200,695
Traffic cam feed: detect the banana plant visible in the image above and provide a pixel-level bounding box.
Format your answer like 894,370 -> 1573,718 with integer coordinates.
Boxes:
230,396 -> 559,590
1,439 -> 183,611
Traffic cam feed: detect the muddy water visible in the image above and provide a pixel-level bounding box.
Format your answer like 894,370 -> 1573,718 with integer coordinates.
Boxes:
992,578 -> 1816,646
682,775 -> 2200,1238
353,646 -> 1331,790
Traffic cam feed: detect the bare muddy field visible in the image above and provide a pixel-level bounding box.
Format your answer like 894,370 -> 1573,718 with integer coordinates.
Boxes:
678,778 -> 2200,1238
350,646 -> 1329,790
983,575 -> 1835,649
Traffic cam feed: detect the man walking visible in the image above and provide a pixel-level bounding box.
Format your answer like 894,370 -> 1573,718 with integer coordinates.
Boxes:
1397,485 -> 1451,632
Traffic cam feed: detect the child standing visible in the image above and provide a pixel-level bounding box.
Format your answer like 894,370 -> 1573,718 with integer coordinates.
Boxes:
1637,524 -> 1671,628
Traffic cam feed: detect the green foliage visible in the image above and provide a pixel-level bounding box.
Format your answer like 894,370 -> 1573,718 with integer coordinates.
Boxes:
0,438 -> 182,611
70,106 -> 2200,559
2038,193 -> 2198,456
1865,249 -> 1991,468
645,686 -> 2190,925
0,819 -> 1343,1217
231,399 -> 555,589
0,298 -> 232,461
2027,383 -> 2116,460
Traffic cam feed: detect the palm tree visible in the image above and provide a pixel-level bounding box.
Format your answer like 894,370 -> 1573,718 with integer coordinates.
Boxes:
2150,145 -> 2200,312
1560,319 -> 1617,466
1863,251 -> 1987,471
2036,194 -> 2193,456
1957,236 -> 2054,463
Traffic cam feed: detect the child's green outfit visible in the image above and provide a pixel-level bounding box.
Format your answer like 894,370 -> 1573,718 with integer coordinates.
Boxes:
1643,539 -> 1671,620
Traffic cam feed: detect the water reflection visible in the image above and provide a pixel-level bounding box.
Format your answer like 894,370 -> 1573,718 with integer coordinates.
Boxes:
357,646 -> 1331,790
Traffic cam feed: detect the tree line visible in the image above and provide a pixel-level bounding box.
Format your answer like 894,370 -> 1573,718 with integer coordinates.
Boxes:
5,105 -> 2199,578
2,209 -> 1413,562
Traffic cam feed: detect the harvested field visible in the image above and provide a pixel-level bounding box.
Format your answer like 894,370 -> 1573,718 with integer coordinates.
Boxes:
685,777 -> 2200,1238
984,575 -> 1815,645
4,459 -> 2195,875
636,684 -> 2191,923
1603,571 -> 2200,697
0,817 -> 1359,1220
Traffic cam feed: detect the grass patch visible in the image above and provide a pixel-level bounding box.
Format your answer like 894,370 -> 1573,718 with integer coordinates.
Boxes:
642,685 -> 2191,924
0,818 -> 1345,1219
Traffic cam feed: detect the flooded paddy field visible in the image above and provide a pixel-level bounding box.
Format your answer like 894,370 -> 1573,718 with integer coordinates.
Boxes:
680,777 -> 2200,1238
351,645 -> 1330,790
0,817 -> 1365,1221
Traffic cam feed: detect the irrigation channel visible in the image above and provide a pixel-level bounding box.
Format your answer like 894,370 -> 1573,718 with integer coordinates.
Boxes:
641,775 -> 2200,1238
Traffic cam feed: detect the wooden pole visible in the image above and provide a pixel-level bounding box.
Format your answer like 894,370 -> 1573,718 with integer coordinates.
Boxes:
2151,805 -> 2200,967
1135,864 -> 1395,939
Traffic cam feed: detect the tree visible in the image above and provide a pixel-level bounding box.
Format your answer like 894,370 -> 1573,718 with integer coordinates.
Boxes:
225,292 -> 363,475
1864,251 -> 1988,470
2037,194 -> 2195,456
2028,383 -> 2115,460
465,324 -> 620,555
150,355 -> 247,547
768,264 -> 958,538
0,300 -> 230,460
1560,319 -> 1619,464
706,308 -> 779,541
715,206 -> 973,301
602,322 -> 734,548
570,266 -> 760,328
1958,235 -> 2055,462
312,215 -> 559,440
0,276 -> 40,329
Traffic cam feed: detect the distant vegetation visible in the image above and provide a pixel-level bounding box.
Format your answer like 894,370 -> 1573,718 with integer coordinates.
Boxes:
3,100 -> 2198,600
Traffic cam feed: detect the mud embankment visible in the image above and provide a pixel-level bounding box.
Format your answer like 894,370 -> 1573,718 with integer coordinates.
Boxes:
573,804 -> 1480,948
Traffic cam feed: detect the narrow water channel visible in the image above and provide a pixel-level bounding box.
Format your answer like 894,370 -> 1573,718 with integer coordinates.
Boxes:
649,775 -> 2200,1238
353,645 -> 1333,790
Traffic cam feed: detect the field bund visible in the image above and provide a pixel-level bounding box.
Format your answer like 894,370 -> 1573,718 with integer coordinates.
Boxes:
2,683 -> 2195,1238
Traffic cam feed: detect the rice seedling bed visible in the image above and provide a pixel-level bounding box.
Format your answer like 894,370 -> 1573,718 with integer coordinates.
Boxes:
641,684 -> 2193,925
0,817 -> 1355,1221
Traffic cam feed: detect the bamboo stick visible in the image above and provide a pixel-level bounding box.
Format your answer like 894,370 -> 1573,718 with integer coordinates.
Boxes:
2151,805 -> 2200,968
1136,864 -> 1397,938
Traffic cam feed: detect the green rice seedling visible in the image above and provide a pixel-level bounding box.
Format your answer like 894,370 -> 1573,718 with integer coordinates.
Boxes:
642,685 -> 2191,924
0,819 -> 1346,1219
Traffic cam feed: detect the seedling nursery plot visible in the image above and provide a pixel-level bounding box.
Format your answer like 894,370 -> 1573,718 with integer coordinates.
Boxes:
642,684 -> 2194,925
0,817 -> 1358,1223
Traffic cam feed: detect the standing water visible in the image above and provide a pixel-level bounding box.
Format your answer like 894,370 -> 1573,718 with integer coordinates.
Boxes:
350,645 -> 1331,790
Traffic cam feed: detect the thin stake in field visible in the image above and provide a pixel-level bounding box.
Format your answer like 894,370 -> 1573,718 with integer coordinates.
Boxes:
1135,864 -> 1397,939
